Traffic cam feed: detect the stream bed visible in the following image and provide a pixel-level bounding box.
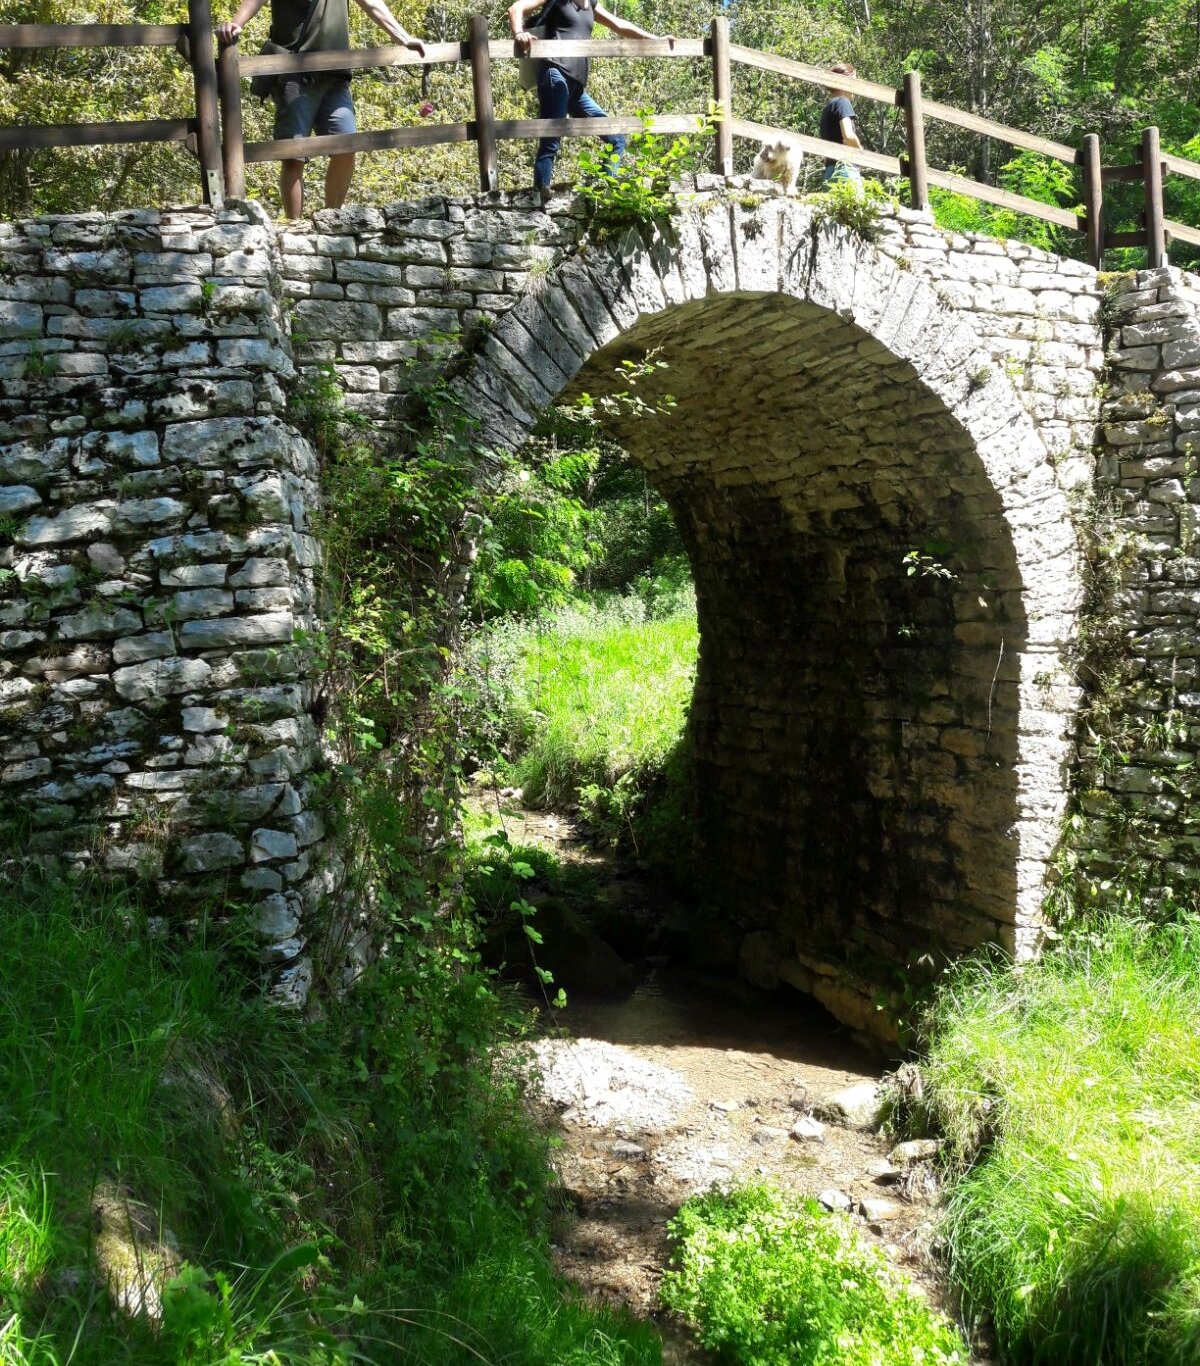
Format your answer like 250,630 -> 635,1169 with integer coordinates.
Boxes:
478,792 -> 968,1360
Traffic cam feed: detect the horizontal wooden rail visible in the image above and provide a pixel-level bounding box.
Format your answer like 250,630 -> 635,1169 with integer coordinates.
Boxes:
731,117 -> 901,176
1166,217 -> 1200,248
495,113 -> 702,139
1162,151 -> 1200,182
728,42 -> 1077,166
240,39 -> 463,75
239,34 -> 705,77
489,36 -> 705,59
1102,162 -> 1147,184
0,23 -> 185,47
923,166 -> 1079,228
0,119 -> 194,152
244,112 -> 701,163
918,98 -> 1075,164
729,44 -> 897,106
246,122 -> 473,162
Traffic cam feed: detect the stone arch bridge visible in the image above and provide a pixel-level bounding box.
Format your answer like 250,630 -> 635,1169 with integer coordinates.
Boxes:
2,184 -> 1197,1030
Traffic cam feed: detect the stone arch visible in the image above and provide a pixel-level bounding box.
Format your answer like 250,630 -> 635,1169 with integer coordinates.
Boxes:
454,201 -> 1084,1032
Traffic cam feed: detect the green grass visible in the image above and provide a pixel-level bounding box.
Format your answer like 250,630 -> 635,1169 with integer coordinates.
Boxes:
0,873 -> 662,1365
470,597 -> 698,822
915,919 -> 1200,1364
661,1183 -> 967,1366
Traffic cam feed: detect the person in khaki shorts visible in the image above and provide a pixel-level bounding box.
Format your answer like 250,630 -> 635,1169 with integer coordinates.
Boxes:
217,0 -> 425,219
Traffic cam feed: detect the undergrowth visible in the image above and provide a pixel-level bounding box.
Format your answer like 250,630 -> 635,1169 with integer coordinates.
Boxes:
661,1182 -> 967,1365
911,918 -> 1200,1365
0,873 -> 662,1365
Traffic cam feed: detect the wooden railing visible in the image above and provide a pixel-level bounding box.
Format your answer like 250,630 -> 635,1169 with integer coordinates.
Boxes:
0,0 -> 224,206
4,10 -> 1200,268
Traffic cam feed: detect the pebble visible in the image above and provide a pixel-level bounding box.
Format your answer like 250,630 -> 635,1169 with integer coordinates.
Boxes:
790,1115 -> 826,1141
888,1138 -> 943,1165
611,1140 -> 646,1159
710,1099 -> 739,1113
751,1126 -> 788,1145
818,1188 -> 853,1213
866,1158 -> 902,1182
813,1081 -> 883,1130
859,1197 -> 902,1222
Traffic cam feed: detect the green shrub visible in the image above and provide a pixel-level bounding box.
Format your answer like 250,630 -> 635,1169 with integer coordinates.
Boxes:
917,919 -> 1200,1364
661,1183 -> 967,1365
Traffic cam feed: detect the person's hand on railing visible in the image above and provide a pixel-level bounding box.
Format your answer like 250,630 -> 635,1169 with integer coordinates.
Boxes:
216,20 -> 241,46
404,35 -> 425,57
514,29 -> 534,55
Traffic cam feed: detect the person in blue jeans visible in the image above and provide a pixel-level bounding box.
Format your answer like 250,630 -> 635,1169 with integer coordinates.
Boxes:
819,63 -> 864,189
508,0 -> 673,200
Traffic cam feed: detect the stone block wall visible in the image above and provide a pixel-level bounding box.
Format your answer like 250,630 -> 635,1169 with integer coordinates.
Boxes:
1078,266 -> 1200,902
0,204 -> 323,1003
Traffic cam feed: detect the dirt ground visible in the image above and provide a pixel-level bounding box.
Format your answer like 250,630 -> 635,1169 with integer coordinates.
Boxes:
475,791 -> 971,1362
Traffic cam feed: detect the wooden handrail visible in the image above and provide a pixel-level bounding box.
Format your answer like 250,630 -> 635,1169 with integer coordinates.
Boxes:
728,44 -> 898,107
0,23 -> 185,47
0,119 -> 194,151
1162,151 -> 1200,182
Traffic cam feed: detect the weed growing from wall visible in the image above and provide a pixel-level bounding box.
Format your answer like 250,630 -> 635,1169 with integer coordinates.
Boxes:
577,108 -> 718,236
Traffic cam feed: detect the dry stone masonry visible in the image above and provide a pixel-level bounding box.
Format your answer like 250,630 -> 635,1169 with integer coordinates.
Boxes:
1,180 -> 1196,1031
0,202 -> 322,1004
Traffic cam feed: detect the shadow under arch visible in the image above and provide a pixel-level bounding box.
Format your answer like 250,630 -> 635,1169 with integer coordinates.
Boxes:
454,204 -> 1084,1035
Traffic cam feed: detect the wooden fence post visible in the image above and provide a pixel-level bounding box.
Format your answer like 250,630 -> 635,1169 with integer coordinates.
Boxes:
1080,132 -> 1103,268
468,15 -> 497,193
1142,125 -> 1166,267
710,16 -> 732,177
216,41 -> 245,199
187,0 -> 224,205
900,70 -> 928,212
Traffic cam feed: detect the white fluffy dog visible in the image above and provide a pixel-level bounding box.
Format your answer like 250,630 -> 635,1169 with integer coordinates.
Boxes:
752,136 -> 803,195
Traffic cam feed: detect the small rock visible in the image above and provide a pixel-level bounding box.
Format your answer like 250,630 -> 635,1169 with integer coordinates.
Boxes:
818,1188 -> 853,1213
787,1091 -> 809,1110
813,1081 -> 883,1130
790,1115 -> 826,1142
859,1197 -> 902,1222
888,1138 -> 943,1165
751,1126 -> 788,1145
710,1099 -> 739,1113
611,1140 -> 646,1159
866,1159 -> 902,1183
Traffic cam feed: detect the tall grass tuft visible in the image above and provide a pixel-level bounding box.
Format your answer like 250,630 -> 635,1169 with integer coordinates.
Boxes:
918,919 -> 1200,1364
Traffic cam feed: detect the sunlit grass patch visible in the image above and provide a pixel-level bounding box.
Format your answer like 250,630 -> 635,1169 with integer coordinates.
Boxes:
662,1182 -> 967,1365
917,920 -> 1200,1364
472,597 -> 698,816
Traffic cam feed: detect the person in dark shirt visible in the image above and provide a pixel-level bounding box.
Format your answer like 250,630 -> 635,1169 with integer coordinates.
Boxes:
819,62 -> 864,188
508,0 -> 673,201
217,0 -> 425,219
